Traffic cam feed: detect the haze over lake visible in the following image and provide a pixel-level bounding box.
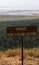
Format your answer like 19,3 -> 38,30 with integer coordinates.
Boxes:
0,10 -> 39,16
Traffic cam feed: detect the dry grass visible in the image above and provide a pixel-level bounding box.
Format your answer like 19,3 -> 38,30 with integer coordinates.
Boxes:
0,48 -> 39,65
23,48 -> 39,65
0,48 -> 22,65
23,48 -> 39,58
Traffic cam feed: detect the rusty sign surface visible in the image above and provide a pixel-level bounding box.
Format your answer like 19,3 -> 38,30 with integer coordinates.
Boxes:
7,26 -> 37,37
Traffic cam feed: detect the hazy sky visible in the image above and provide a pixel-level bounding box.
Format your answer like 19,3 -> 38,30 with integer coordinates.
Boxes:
0,0 -> 39,10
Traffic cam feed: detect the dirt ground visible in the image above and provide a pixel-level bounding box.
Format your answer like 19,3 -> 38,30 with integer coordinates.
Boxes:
0,48 -> 39,65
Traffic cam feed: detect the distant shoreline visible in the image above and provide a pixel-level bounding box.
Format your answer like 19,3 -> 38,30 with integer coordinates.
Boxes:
0,15 -> 39,22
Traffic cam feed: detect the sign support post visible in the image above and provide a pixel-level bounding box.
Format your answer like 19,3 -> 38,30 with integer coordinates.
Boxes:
22,36 -> 23,65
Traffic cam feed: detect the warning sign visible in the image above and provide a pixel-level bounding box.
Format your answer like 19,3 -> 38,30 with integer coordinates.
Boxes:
7,26 -> 37,37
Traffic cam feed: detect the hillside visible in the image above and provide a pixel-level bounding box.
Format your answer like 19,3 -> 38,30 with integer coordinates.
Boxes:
0,17 -> 39,65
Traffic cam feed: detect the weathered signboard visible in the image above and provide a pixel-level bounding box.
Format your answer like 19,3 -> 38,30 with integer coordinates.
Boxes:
7,26 -> 37,37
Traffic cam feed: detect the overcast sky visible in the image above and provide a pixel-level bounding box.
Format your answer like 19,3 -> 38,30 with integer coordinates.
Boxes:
0,0 -> 39,10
